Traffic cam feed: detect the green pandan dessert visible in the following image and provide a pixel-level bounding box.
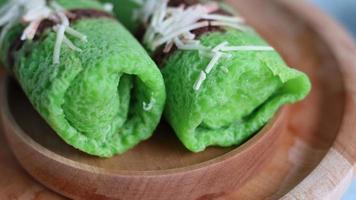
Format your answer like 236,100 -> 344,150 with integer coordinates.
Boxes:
102,0 -> 311,152
0,0 -> 166,157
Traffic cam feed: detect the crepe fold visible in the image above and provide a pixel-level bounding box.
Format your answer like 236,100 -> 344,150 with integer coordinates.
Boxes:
96,0 -> 312,152
0,0 -> 166,157
162,30 -> 310,151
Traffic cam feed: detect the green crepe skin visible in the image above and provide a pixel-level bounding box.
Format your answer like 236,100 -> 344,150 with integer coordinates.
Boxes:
0,0 -> 166,157
99,1 -> 311,152
162,30 -> 310,152
101,0 -> 140,32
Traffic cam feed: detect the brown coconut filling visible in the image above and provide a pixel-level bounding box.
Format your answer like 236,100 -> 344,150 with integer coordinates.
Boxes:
136,1 -> 234,66
7,9 -> 114,69
135,0 -> 233,65
152,19 -> 226,66
133,0 -> 275,91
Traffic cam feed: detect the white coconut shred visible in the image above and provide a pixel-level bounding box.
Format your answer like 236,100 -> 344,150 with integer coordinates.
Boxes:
0,0 -> 88,64
134,0 -> 275,91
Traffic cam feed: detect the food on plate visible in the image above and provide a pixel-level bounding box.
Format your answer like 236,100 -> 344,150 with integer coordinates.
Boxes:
0,0 -> 166,157
103,0 -> 311,152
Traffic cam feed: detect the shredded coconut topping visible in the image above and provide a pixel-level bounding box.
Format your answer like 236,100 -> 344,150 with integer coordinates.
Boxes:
138,0 -> 245,52
193,42 -> 275,91
0,0 -> 88,64
136,0 -> 276,91
132,0 -> 157,23
193,71 -> 206,91
143,97 -> 156,111
103,3 -> 114,12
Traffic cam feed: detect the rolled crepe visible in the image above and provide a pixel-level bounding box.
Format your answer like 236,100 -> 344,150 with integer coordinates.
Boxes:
0,0 -> 166,157
105,0 -> 311,152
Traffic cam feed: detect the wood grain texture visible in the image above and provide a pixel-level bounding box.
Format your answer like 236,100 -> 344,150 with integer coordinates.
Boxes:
0,0 -> 355,199
225,0 -> 356,199
280,0 -> 356,199
281,148 -> 353,200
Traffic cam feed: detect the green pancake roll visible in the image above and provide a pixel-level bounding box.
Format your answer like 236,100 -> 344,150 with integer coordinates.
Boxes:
104,0 -> 311,152
163,30 -> 310,151
0,0 -> 166,157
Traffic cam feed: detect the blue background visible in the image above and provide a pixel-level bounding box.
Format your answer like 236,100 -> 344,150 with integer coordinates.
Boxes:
311,0 -> 356,38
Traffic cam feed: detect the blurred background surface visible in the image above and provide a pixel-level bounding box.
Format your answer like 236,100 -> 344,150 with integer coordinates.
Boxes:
311,0 -> 356,199
311,0 -> 356,38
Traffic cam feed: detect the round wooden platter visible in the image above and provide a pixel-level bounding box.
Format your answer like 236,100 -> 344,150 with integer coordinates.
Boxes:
1,0 -> 356,200
0,76 -> 287,200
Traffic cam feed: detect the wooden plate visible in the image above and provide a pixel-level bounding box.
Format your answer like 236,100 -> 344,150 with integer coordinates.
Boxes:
1,0 -> 356,199
0,77 -> 286,200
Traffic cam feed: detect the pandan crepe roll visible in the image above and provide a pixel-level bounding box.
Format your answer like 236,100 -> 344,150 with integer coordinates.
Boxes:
105,0 -> 311,152
0,0 -> 166,157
